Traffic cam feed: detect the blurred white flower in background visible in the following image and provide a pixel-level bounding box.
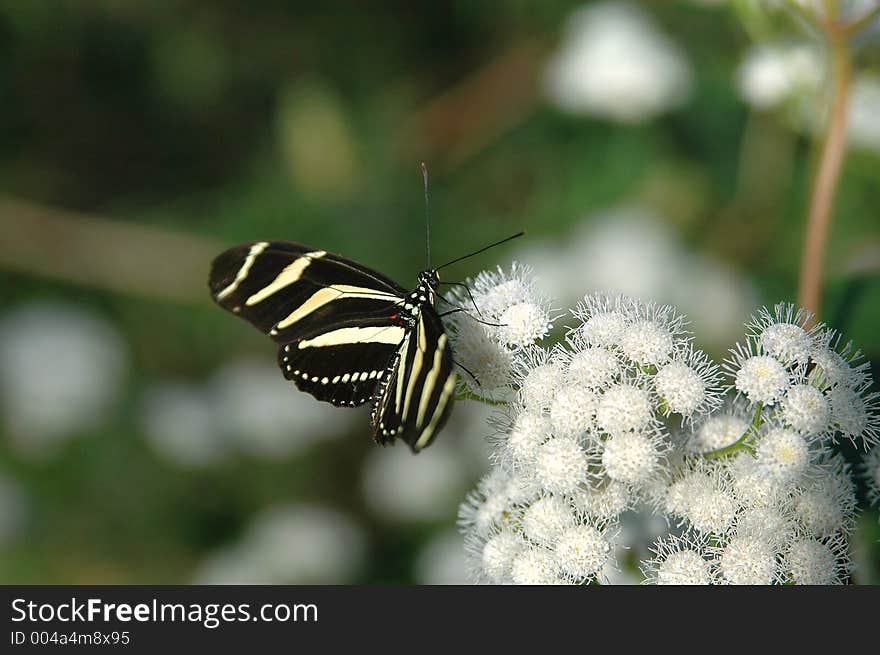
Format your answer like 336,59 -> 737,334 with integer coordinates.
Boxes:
414,529 -> 470,584
362,436 -> 470,522
545,2 -> 692,123
736,43 -> 824,111
140,358 -> 354,467
517,207 -> 758,350
848,74 -> 880,153
211,358 -> 353,457
193,505 -> 365,584
0,302 -> 128,457
140,383 -> 230,468
0,472 -> 27,544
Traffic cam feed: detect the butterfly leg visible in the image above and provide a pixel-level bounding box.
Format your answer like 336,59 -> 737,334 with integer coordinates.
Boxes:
438,281 -> 482,317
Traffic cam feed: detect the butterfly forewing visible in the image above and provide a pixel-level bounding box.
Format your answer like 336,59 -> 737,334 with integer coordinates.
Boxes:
209,241 -> 407,341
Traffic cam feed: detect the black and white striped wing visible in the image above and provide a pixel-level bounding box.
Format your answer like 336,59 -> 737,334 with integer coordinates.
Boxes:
209,241 -> 408,407
370,305 -> 457,453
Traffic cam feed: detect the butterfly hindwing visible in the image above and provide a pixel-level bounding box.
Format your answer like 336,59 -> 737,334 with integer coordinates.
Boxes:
278,324 -> 405,407
370,305 -> 456,452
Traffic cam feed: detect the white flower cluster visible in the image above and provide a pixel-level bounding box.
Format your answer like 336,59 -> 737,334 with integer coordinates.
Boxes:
445,263 -> 555,401
453,271 -> 878,585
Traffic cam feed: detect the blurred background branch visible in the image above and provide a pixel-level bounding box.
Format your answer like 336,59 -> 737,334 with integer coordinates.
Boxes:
0,195 -> 221,304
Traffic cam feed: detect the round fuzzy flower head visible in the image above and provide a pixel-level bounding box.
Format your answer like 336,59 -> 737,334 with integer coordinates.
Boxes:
554,523 -> 614,583
534,436 -> 593,495
642,533 -> 715,585
596,383 -> 654,435
448,319 -> 512,397
601,429 -> 664,486
472,530 -> 522,584
550,385 -> 597,439
560,339 -> 622,390
718,535 -> 780,585
748,304 -> 818,366
665,461 -> 738,536
458,263 -> 555,349
784,536 -> 848,585
755,426 -> 811,488
515,348 -> 563,413
510,547 -> 565,585
726,342 -> 790,406
654,347 -> 723,421
861,446 -> 880,507
571,293 -> 634,347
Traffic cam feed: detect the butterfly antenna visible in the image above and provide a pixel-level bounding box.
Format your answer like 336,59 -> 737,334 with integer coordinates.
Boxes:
421,162 -> 431,269
434,231 -> 526,271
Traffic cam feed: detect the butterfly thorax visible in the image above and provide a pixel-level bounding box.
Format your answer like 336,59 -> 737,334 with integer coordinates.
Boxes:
394,269 -> 440,327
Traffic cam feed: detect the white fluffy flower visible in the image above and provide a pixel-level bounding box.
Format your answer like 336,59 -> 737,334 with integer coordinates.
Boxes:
666,465 -> 738,535
749,304 -> 817,365
755,427 -> 811,487
718,535 -> 778,585
727,452 -> 787,508
829,385 -> 880,445
534,437 -> 592,495
522,496 -> 576,545
602,431 -> 661,485
655,348 -> 722,419
469,263 -> 546,320
781,384 -> 831,436
511,547 -> 565,584
503,411 -> 552,465
555,524 -> 612,581
451,321 -> 512,394
791,466 -> 856,538
564,345 -> 621,389
784,537 -> 846,585
734,506 -> 796,550
550,386 -> 597,438
596,384 -> 654,435
518,356 -> 563,412
571,479 -> 631,519
479,531 -> 523,583
619,320 -> 674,366
572,293 -> 633,346
545,1 -> 692,122
642,533 -> 714,585
736,43 -> 823,110
498,302 -> 552,348
731,352 -> 790,405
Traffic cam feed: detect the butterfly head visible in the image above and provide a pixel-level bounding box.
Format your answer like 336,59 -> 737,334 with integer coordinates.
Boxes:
418,269 -> 440,292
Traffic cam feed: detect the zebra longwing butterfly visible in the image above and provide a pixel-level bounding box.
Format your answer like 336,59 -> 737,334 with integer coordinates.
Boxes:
208,232 -> 524,453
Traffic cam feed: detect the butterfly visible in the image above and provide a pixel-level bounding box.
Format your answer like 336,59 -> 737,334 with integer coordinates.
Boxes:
208,171 -> 523,452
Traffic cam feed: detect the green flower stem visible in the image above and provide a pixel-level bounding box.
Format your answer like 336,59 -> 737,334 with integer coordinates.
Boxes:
703,402 -> 763,459
457,390 -> 508,407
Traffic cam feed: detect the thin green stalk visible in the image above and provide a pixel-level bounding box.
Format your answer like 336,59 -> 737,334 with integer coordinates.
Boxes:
703,402 -> 763,459
457,390 -> 508,407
